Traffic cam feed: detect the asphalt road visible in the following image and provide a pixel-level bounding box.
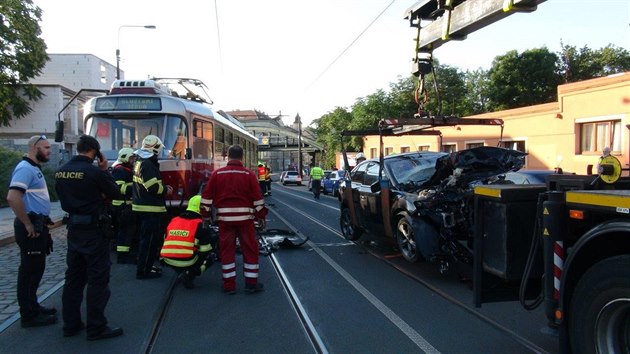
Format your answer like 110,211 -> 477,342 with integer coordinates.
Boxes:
265,182 -> 557,353
0,181 -> 559,353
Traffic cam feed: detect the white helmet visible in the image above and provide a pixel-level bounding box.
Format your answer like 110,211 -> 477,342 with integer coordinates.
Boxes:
356,152 -> 365,160
142,135 -> 164,156
117,147 -> 135,163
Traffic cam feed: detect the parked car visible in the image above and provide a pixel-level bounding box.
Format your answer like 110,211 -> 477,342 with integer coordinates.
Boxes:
339,147 -> 526,265
498,170 -> 557,184
322,170 -> 346,197
280,171 -> 302,186
308,170 -> 332,191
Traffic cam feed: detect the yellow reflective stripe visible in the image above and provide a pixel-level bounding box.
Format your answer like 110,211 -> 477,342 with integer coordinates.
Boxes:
120,182 -> 132,195
163,256 -> 198,267
162,248 -> 194,255
132,204 -> 167,212
163,240 -> 195,247
112,200 -> 124,206
143,177 -> 164,194
117,245 -> 130,252
198,244 -> 213,252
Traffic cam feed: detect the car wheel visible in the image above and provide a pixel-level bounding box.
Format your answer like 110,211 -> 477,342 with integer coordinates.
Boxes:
298,183 -> 302,186
340,207 -> 362,241
323,189 -> 329,195
396,214 -> 424,263
569,255 -> 630,354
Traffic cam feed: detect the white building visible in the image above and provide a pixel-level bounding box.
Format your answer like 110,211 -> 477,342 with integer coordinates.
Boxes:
1,54 -> 119,164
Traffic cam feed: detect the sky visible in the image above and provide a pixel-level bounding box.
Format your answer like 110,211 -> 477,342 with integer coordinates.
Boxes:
35,0 -> 629,127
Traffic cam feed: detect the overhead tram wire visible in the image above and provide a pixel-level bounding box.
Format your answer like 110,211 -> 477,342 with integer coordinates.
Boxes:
306,0 -> 398,90
214,0 -> 224,72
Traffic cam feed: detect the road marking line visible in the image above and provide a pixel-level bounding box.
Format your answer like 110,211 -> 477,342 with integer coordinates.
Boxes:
270,205 -> 442,354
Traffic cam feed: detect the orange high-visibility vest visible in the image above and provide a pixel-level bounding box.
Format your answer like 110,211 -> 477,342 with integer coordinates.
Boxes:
160,217 -> 202,259
258,166 -> 267,181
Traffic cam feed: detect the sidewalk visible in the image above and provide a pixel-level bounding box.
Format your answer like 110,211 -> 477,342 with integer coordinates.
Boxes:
0,202 -> 66,247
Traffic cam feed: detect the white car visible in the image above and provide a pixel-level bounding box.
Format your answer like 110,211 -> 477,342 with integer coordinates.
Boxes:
280,171 -> 302,186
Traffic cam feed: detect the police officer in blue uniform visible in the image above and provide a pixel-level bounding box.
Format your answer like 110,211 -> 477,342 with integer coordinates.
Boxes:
55,135 -> 123,341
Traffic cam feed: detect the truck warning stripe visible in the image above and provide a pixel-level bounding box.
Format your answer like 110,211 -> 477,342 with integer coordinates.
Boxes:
474,186 -> 501,198
566,191 -> 630,209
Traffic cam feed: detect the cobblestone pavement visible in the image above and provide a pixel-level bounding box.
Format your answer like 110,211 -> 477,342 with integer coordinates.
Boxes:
0,227 -> 68,324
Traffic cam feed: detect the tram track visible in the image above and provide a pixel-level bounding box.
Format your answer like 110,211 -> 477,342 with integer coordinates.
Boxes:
270,191 -> 549,353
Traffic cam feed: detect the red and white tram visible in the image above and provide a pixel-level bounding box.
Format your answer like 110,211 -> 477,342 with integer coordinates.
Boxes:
82,78 -> 257,211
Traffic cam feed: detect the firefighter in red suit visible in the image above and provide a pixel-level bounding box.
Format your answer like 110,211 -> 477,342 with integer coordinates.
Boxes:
201,145 -> 267,294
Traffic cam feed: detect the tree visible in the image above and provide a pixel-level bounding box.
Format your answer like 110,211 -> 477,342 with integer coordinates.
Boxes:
559,43 -> 630,83
313,107 -> 355,169
0,0 -> 49,127
463,68 -> 490,115
487,48 -> 561,110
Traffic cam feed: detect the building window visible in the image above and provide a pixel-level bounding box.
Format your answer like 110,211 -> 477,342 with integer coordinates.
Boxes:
370,148 -> 377,159
466,142 -> 484,149
417,145 -> 430,151
442,143 -> 456,153
400,146 -> 410,153
500,140 -> 526,152
384,147 -> 394,156
580,120 -> 621,154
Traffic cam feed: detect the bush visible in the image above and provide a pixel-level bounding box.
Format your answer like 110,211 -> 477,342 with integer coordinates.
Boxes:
0,146 -> 58,208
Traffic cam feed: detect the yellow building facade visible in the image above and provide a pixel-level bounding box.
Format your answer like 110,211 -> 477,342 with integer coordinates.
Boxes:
358,72 -> 630,175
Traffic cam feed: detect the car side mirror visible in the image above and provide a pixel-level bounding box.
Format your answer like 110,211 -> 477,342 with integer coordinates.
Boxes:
370,180 -> 381,193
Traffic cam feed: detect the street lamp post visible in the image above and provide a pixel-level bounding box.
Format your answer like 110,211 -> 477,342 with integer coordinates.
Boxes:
297,113 -> 303,178
116,25 -> 156,80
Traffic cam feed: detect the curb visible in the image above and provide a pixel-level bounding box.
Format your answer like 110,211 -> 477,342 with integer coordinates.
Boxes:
0,219 -> 64,248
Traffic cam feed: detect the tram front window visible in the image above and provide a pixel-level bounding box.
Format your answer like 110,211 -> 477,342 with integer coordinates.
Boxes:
86,115 -> 187,160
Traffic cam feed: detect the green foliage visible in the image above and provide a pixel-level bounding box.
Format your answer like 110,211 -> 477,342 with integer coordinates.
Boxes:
0,0 -> 49,127
560,43 -> 630,83
0,146 -> 57,208
422,64 -> 469,116
487,48 -> 561,110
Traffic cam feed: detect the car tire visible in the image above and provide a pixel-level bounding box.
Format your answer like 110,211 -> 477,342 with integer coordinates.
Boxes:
298,183 -> 302,186
395,213 -> 424,263
569,255 -> 630,354
323,189 -> 329,195
340,207 -> 362,241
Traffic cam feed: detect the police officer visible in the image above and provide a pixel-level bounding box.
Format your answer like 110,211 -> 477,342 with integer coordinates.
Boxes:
310,163 -> 324,200
111,148 -> 136,264
7,135 -> 58,328
133,135 -> 172,279
160,195 -> 213,289
55,134 -> 123,340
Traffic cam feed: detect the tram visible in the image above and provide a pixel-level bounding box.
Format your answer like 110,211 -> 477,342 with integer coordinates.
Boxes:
81,78 -> 258,210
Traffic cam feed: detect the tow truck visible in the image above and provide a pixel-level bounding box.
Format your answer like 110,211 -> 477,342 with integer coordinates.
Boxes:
340,1 -> 630,353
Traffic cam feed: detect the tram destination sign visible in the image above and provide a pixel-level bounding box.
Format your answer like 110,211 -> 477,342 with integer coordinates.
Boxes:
95,96 -> 162,111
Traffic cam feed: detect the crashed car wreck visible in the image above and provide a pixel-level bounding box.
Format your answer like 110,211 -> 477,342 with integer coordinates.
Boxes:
339,146 -> 526,270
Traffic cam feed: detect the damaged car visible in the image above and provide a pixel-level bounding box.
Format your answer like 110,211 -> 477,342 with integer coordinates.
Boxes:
339,146 -> 526,268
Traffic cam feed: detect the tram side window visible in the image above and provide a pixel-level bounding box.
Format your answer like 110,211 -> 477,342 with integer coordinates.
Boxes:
215,126 -> 225,159
192,119 -> 213,159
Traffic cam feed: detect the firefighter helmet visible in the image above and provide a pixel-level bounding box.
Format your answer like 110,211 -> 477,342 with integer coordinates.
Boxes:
186,195 -> 201,214
142,135 -> 164,156
117,147 -> 135,163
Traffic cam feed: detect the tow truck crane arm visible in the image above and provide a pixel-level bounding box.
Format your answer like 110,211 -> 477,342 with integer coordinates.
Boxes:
405,0 -> 547,53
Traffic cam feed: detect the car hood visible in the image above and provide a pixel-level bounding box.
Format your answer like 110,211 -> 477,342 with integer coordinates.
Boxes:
422,146 -> 527,188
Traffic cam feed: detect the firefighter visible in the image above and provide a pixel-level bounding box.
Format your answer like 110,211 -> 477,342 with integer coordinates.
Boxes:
54,134 -> 123,340
310,163 -> 324,200
160,195 -> 213,289
133,135 -> 172,280
265,164 -> 272,196
111,148 -> 136,264
257,162 -> 268,196
201,145 -> 267,294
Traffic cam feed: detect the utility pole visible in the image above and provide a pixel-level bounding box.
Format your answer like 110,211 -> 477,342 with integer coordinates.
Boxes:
297,113 -> 303,178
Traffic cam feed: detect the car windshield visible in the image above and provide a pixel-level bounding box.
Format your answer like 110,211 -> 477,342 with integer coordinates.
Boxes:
287,172 -> 298,176
384,153 -> 445,187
